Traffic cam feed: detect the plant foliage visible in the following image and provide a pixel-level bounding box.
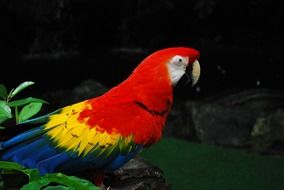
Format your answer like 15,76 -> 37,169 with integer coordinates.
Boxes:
0,81 -> 47,126
0,161 -> 99,190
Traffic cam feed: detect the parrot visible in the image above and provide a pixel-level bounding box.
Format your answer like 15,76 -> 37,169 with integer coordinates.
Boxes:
0,47 -> 200,186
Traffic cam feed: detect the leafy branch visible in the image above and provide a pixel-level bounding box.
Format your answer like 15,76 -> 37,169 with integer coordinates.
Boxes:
0,81 -> 47,126
0,161 -> 99,190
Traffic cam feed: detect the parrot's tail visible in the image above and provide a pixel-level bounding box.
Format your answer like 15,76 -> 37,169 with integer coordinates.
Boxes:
0,123 -> 40,142
0,109 -> 59,141
0,125 -> 68,175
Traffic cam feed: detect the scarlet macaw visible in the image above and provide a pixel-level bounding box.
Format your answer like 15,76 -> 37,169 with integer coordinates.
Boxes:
0,47 -> 200,185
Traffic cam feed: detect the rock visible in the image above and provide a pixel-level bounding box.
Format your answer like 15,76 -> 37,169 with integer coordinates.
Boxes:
104,157 -> 171,190
68,80 -> 108,102
251,109 -> 284,154
42,79 -> 108,110
168,89 -> 284,148
191,89 -> 284,147
163,99 -> 196,140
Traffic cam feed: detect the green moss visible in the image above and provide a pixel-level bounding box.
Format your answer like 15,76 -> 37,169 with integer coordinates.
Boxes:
140,138 -> 284,190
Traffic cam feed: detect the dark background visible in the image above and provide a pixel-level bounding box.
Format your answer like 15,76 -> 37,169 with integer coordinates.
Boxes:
0,0 -> 283,100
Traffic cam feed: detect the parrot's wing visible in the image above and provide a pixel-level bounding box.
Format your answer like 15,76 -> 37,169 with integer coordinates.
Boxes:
0,100 -> 142,174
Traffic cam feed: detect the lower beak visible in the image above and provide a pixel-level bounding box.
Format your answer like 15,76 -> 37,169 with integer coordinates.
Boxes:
176,68 -> 192,87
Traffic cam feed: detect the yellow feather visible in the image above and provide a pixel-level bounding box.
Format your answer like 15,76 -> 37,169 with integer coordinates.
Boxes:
65,137 -> 81,152
77,128 -> 89,155
47,124 -> 64,140
56,131 -> 74,147
44,100 -> 134,157
83,143 -> 96,156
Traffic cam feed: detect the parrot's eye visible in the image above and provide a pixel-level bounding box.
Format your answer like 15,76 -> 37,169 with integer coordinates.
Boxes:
167,55 -> 190,85
172,55 -> 188,66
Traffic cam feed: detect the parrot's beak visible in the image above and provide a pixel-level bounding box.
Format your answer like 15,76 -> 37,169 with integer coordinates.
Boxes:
176,59 -> 200,87
191,59 -> 200,86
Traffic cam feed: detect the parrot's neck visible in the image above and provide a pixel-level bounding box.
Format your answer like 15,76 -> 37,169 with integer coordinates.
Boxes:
109,63 -> 174,117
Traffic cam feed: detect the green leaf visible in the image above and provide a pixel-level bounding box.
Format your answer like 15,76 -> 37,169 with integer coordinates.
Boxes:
0,161 -> 99,190
21,173 -> 99,190
0,101 -> 12,118
0,116 -> 9,125
46,173 -> 99,190
0,161 -> 39,177
0,101 -> 12,124
25,168 -> 41,180
8,97 -> 48,107
0,84 -> 8,100
9,81 -> 35,100
0,161 -> 26,172
18,102 -> 42,123
43,185 -> 76,190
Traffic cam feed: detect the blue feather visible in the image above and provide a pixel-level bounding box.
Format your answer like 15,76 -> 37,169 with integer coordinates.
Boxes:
37,153 -> 70,174
1,127 -> 44,148
106,146 -> 142,172
11,139 -> 45,163
22,143 -> 59,168
1,138 -> 43,160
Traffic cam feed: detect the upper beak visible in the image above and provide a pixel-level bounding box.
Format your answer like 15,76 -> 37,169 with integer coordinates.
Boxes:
191,59 -> 200,86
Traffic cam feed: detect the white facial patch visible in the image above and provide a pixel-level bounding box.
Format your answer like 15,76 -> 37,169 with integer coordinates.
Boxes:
167,55 -> 188,85
167,55 -> 201,86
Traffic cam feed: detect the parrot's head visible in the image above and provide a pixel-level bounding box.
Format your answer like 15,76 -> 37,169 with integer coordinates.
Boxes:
136,47 -> 201,87
164,47 -> 200,87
